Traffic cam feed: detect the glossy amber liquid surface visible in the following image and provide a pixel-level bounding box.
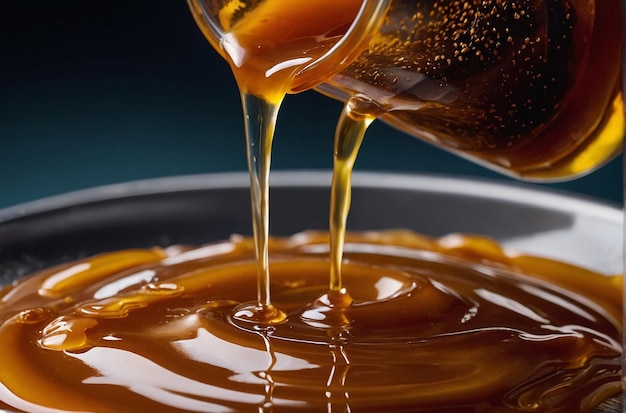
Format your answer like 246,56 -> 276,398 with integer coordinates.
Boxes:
0,231 -> 621,412
0,1 -> 621,412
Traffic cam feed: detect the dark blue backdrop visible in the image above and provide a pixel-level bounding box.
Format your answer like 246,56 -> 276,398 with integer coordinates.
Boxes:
0,1 -> 622,209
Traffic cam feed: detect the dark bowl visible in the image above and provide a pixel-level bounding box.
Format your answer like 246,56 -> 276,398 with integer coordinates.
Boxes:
0,171 -> 622,412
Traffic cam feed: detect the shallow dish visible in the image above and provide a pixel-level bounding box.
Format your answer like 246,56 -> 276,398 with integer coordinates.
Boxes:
0,171 -> 622,412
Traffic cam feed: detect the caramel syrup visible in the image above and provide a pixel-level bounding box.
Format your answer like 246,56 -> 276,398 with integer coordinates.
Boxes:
0,0 -> 622,411
192,0 -> 365,323
319,0 -> 624,180
0,232 -> 621,412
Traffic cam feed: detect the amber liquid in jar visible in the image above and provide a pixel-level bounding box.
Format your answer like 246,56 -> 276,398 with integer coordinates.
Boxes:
191,0 -> 364,102
318,0 -> 624,180
0,0 -> 623,412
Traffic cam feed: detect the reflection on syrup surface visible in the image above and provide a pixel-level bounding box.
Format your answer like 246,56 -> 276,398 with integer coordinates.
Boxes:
0,231 -> 621,412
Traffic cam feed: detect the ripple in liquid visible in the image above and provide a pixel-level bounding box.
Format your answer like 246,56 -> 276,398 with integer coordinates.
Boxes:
0,231 -> 620,412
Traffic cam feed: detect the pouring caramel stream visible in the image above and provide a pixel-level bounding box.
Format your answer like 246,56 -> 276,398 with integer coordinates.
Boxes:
0,0 -> 622,411
212,0 -> 364,323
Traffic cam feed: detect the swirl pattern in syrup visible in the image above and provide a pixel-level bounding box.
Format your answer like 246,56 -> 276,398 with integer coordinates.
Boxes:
0,231 -> 620,412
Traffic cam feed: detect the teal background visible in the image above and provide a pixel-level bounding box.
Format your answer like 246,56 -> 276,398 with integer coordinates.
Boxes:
0,1 -> 623,209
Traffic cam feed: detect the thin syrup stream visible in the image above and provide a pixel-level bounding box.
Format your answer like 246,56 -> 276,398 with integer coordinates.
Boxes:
243,93 -> 277,309
232,91 -> 287,324
0,0 -> 622,411
215,0 -> 362,325
329,95 -> 382,298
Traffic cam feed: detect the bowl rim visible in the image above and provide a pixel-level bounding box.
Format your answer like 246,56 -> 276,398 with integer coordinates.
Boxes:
0,171 -> 621,224
0,171 -> 622,413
